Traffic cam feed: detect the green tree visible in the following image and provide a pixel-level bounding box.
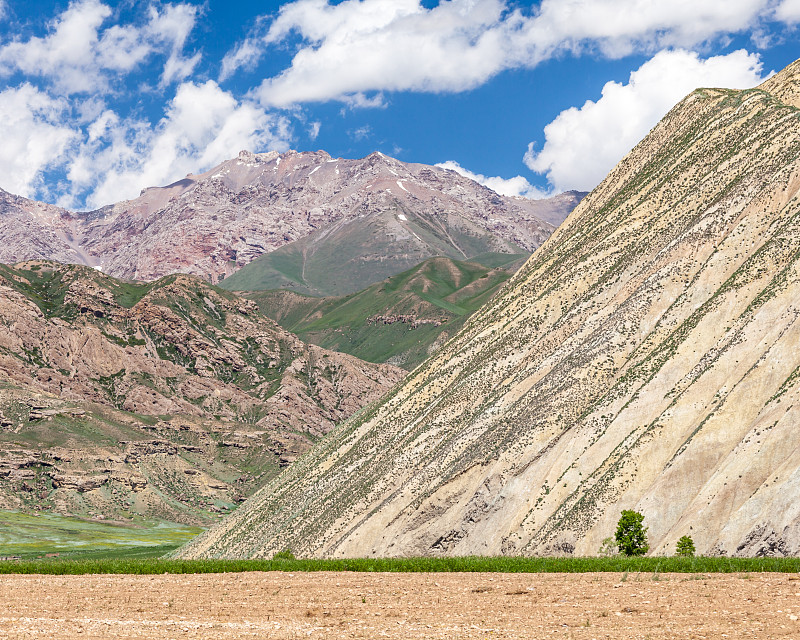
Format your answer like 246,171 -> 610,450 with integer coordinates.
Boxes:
675,535 -> 695,557
615,510 -> 649,556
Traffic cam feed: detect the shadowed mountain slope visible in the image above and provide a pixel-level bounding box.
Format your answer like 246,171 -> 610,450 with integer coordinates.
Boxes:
217,196 -> 533,296
177,58 -> 800,559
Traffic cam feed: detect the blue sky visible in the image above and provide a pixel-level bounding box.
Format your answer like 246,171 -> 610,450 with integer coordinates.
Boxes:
0,0 -> 798,209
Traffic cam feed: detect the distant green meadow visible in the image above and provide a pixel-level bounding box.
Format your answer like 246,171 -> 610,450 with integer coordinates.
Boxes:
2,554 -> 800,576
0,510 -> 201,561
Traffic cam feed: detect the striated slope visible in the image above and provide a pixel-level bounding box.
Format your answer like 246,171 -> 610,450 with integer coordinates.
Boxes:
178,59 -> 800,559
0,261 -> 403,524
247,256 -> 516,370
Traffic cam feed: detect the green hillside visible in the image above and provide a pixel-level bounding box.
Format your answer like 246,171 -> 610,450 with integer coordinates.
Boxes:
219,206 -> 528,296
246,256 -> 516,370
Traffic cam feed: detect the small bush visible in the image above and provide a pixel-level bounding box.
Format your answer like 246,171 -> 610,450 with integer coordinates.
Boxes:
597,537 -> 618,557
272,549 -> 296,561
615,510 -> 649,557
676,535 -> 695,557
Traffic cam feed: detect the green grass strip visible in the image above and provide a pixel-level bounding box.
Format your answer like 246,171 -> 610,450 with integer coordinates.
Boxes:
1,556 -> 799,575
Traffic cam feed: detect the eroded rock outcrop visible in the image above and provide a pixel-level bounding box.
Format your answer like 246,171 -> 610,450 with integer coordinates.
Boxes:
0,262 -> 404,524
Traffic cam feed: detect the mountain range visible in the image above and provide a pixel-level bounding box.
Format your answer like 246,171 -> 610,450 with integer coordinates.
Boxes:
0,151 -> 582,287
178,59 -> 800,559
0,146 -> 585,536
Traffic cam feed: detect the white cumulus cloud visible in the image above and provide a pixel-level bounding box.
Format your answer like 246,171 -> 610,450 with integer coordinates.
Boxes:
250,0 -> 511,107
436,160 -> 550,199
70,81 -> 291,209
0,0 -> 201,94
513,0 -> 772,61
774,0 -> 800,22
524,49 -> 769,193
0,84 -> 79,199
222,0 -> 781,107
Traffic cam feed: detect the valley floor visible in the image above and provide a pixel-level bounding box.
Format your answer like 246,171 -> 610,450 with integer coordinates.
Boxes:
0,571 -> 795,638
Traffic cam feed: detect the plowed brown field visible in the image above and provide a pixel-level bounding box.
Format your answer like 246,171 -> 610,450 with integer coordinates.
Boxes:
0,571 -> 798,638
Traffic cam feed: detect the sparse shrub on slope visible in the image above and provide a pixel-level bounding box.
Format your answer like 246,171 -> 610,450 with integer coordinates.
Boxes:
597,537 -> 619,557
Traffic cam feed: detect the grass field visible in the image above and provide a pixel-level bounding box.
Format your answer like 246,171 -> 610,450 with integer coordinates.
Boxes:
0,511 -> 202,561
2,554 -> 800,575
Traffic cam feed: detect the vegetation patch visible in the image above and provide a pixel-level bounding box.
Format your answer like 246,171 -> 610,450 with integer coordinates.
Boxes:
247,256 -> 515,369
2,555 -> 800,575
0,511 -> 202,560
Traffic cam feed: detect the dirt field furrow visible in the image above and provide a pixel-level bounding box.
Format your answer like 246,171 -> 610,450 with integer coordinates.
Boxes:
0,571 -> 798,639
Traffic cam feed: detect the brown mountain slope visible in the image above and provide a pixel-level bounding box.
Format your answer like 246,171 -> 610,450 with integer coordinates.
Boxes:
0,261 -> 402,524
0,190 -> 91,265
0,151 -> 582,284
177,59 -> 800,559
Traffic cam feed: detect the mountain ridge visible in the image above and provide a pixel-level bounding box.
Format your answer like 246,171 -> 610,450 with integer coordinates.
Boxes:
246,255 -> 517,370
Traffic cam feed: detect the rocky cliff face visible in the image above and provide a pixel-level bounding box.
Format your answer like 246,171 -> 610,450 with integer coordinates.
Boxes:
0,151 -> 582,284
0,190 -> 91,266
0,261 -> 403,524
177,59 -> 800,559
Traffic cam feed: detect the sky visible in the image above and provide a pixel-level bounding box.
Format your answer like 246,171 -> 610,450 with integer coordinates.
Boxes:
0,0 -> 798,210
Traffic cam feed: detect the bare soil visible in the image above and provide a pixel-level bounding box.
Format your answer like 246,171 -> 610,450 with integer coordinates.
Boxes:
0,571 -> 799,638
